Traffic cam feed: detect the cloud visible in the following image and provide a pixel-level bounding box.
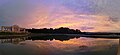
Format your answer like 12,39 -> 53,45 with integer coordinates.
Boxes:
61,0 -> 96,14
80,26 -> 94,30
0,0 -> 120,32
109,17 -> 120,22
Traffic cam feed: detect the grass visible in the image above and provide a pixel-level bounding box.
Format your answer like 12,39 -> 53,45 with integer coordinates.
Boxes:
0,32 -> 27,35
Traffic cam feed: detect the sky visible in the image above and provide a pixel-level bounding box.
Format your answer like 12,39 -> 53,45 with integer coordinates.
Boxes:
0,0 -> 120,32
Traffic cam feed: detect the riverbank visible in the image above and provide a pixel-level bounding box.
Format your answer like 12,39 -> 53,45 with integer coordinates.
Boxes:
0,32 -> 29,38
0,34 -> 29,39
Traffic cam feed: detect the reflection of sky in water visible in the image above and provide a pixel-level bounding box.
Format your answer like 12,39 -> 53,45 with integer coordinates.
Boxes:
0,37 -> 118,55
33,37 -> 118,51
23,37 -> 119,55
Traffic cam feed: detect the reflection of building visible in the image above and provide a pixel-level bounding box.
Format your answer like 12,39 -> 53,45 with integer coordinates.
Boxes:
1,25 -> 26,33
0,37 -> 27,44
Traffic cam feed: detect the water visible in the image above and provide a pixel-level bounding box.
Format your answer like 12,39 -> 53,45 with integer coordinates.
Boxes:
0,36 -> 119,55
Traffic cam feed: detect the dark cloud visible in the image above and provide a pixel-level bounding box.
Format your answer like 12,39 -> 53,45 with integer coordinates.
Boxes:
108,17 -> 120,22
80,26 -> 94,30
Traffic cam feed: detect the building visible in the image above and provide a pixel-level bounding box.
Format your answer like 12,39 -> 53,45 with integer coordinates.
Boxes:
1,25 -> 26,33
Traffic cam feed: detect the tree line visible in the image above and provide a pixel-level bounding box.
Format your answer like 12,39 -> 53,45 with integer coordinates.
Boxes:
26,27 -> 81,34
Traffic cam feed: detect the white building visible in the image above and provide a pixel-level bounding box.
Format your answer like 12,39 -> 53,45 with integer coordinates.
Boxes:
1,25 -> 26,33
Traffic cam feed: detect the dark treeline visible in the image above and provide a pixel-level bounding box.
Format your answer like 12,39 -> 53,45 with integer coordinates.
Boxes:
26,27 -> 120,35
26,27 -> 81,34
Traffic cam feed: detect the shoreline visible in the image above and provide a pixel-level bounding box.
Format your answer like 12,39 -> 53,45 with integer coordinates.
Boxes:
0,33 -> 119,39
0,34 -> 29,39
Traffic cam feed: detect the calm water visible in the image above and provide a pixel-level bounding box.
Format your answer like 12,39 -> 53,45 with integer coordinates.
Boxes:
0,36 -> 119,55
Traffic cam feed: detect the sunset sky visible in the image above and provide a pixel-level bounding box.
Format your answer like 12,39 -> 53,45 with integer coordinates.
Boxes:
0,0 -> 120,32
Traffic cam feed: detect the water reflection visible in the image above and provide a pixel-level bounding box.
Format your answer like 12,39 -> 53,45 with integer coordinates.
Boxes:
28,35 -> 80,41
0,36 -> 118,55
28,37 -> 118,55
0,37 -> 27,44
